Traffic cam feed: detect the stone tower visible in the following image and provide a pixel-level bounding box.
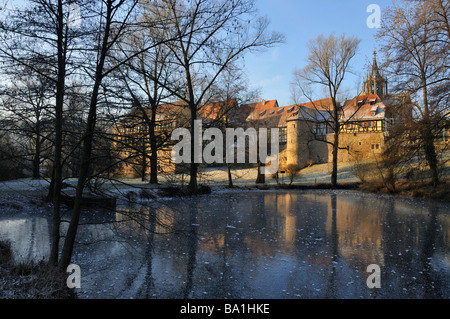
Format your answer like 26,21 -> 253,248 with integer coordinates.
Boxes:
362,51 -> 388,98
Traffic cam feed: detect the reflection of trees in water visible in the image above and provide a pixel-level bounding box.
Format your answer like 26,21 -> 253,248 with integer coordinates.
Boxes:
381,199 -> 446,298
420,202 -> 443,299
183,201 -> 198,298
326,193 -> 338,298
84,191 -> 448,299
138,205 -> 156,299
107,201 -> 178,298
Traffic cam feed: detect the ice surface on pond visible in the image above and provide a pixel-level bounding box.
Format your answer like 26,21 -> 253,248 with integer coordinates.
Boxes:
0,189 -> 448,299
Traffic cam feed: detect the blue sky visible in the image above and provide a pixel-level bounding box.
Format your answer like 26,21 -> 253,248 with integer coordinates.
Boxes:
245,0 -> 394,106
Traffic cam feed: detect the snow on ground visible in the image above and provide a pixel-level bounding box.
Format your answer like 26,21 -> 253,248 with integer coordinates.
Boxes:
0,163 -> 358,200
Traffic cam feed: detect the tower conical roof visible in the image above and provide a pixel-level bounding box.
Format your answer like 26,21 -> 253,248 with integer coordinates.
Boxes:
371,51 -> 380,76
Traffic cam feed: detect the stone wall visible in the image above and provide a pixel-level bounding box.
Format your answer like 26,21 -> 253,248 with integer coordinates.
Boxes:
327,131 -> 385,163
308,139 -> 329,164
286,119 -> 310,169
286,118 -> 385,169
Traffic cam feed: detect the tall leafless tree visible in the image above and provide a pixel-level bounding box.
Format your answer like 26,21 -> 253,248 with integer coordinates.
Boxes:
114,1 -> 178,184
292,33 -> 360,187
0,0 -> 91,266
151,0 -> 284,192
59,0 -> 185,269
377,0 -> 449,186
0,68 -> 55,179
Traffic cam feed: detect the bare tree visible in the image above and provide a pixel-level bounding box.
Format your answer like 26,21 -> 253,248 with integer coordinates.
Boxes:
292,33 -> 360,186
0,68 -> 55,179
59,0 -> 184,269
0,0 -> 91,266
377,0 -> 449,186
114,1 -> 178,184
59,0 -> 139,269
203,63 -> 260,187
152,0 -> 284,192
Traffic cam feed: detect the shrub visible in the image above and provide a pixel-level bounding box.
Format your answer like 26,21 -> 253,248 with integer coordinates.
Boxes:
0,240 -> 13,266
124,190 -> 138,201
157,185 -> 211,197
271,171 -> 279,185
0,240 -> 75,299
139,189 -> 156,199
286,164 -> 299,185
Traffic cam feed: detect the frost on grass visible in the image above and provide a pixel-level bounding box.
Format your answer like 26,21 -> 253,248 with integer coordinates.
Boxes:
0,240 -> 74,299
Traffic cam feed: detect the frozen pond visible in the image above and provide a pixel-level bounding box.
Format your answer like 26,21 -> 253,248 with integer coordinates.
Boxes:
0,189 -> 449,299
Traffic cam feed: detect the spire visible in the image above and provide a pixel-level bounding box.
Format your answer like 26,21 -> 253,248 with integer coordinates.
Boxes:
371,50 -> 378,76
361,50 -> 388,97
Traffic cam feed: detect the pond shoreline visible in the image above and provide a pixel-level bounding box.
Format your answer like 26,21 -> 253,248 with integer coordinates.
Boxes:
0,185 -> 448,299
145,180 -> 450,204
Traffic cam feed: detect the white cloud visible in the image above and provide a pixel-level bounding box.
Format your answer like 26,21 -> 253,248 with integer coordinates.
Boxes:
252,74 -> 283,88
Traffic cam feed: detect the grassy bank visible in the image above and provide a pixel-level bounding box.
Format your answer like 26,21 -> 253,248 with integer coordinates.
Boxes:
358,179 -> 450,202
0,241 -> 75,299
0,159 -> 448,201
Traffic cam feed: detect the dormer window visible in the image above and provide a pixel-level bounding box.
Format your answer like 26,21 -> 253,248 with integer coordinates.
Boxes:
287,106 -> 295,112
370,105 -> 378,116
259,110 -> 266,116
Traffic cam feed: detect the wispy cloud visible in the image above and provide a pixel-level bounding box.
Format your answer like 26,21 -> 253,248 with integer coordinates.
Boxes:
251,74 -> 283,88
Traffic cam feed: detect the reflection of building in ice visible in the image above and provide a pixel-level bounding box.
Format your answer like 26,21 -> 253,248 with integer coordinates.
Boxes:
292,192 -> 386,267
263,192 -> 297,244
199,233 -> 225,252
115,205 -> 175,238
330,196 -> 385,267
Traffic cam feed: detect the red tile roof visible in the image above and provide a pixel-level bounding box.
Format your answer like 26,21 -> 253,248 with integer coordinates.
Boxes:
197,99 -> 237,121
299,97 -> 335,111
341,94 -> 386,121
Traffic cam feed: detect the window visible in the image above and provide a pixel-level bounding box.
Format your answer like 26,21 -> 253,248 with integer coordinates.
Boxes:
371,143 -> 380,150
316,123 -> 327,135
370,105 -> 378,116
259,110 -> 266,116
279,127 -> 287,143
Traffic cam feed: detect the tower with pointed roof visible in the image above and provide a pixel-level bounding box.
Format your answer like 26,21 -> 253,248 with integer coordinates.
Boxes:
362,51 -> 388,98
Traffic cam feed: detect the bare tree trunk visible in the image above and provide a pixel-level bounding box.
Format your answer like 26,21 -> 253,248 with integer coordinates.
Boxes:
141,151 -> 147,182
422,124 -> 440,186
49,0 -> 66,266
331,127 -> 339,187
422,83 -> 440,187
59,1 -> 112,269
59,77 -> 103,269
188,104 -> 198,192
227,163 -> 233,187
149,106 -> 158,184
256,161 -> 265,184
255,128 -> 265,184
32,134 -> 41,179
